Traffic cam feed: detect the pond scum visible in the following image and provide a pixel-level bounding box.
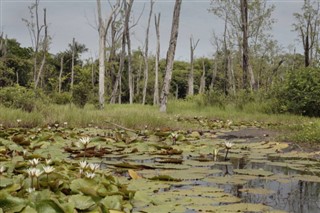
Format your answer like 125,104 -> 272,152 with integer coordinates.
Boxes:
0,119 -> 320,212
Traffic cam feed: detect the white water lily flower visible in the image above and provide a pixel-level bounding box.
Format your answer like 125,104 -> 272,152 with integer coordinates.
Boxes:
34,169 -> 43,178
43,166 -> 55,174
29,158 -> 40,167
45,159 -> 52,165
171,132 -> 178,139
80,137 -> 90,146
88,163 -> 99,172
63,122 -> 68,126
27,168 -> 37,177
54,123 -> 59,128
85,172 -> 96,179
79,161 -> 88,169
0,166 -> 6,174
224,141 -> 234,149
17,119 -> 21,123
26,187 -> 35,193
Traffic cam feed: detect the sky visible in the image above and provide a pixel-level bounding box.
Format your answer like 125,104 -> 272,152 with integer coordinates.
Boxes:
0,0 -> 304,61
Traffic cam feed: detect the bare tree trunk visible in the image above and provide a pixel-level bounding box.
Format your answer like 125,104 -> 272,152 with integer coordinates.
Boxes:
91,57 -> 94,88
71,37 -> 75,91
110,0 -> 131,104
210,55 -> 218,91
126,0 -> 134,104
199,59 -> 206,94
59,55 -> 64,93
227,53 -> 236,95
153,13 -> 161,105
34,8 -> 47,90
96,0 -> 119,109
159,0 -> 182,112
142,0 -> 154,105
248,64 -> 256,90
240,0 -> 249,90
188,36 -> 199,96
136,55 -> 143,97
223,15 -> 229,95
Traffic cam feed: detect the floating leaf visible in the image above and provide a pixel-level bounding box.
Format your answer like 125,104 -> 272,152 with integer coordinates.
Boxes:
233,169 -> 273,177
68,194 -> 95,210
100,195 -> 122,210
128,169 -> 142,180
239,187 -> 275,195
0,192 -> 26,213
35,200 -> 65,213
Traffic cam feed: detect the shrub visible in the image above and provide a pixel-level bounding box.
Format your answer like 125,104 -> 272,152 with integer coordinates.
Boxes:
72,83 -> 90,108
275,67 -> 320,117
191,90 -> 226,109
51,92 -> 72,105
231,90 -> 255,110
0,86 -> 46,112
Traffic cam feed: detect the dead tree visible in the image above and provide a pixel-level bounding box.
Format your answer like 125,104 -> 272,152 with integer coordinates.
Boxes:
22,0 -> 48,90
199,59 -> 206,94
34,8 -> 48,90
58,55 -> 64,93
187,36 -> 199,96
159,0 -> 182,112
96,0 -> 120,109
126,0 -> 134,104
240,0 -> 249,90
70,37 -> 75,91
153,13 -> 161,105
142,0 -> 154,105
110,0 -> 133,104
293,0 -> 320,67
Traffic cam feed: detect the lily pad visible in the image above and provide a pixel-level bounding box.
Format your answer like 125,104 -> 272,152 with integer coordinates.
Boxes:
69,194 -> 95,210
233,169 -> 273,177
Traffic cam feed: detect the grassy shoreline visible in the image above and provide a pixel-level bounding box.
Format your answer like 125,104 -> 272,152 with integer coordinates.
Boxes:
1,100 -> 319,143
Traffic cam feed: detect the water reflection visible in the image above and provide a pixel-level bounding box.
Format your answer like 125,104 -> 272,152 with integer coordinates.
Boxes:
213,157 -> 320,213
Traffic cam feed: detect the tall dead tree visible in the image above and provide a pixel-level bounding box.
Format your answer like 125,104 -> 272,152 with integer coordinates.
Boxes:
126,0 -> 134,104
187,36 -> 199,96
240,0 -> 249,90
153,13 -> 161,105
22,0 -> 48,90
58,55 -> 64,93
70,37 -> 75,91
293,0 -> 320,67
210,0 -> 274,91
199,59 -> 206,94
142,0 -> 154,105
110,0 -> 133,104
96,0 -> 119,109
159,0 -> 182,112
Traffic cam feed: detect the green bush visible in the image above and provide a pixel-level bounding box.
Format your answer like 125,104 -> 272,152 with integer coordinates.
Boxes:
72,83 -> 89,108
51,92 -> 72,105
191,90 -> 226,109
274,67 -> 320,117
0,86 -> 46,112
231,90 -> 255,110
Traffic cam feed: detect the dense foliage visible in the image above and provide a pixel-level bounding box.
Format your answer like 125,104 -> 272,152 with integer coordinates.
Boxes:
275,67 -> 320,117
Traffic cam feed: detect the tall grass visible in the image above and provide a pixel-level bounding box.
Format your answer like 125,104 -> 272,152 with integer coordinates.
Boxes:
1,100 -> 319,143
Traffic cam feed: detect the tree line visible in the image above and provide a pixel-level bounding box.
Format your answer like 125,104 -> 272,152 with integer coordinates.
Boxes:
0,0 -> 319,113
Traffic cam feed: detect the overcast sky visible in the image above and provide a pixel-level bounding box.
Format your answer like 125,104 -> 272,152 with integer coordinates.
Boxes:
0,0 -> 303,61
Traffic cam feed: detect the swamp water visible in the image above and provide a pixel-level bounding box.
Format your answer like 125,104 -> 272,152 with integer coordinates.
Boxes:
1,125 -> 320,212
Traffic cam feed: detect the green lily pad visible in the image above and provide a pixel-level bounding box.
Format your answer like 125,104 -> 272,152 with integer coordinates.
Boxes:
0,192 -> 26,213
68,194 -> 95,210
233,169 -> 273,177
100,195 -> 122,210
